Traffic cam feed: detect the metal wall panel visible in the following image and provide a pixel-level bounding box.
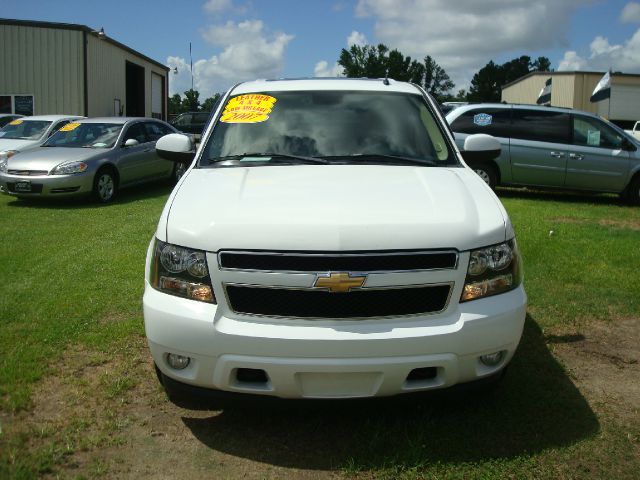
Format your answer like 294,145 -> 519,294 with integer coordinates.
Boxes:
0,24 -> 84,115
87,35 -> 167,118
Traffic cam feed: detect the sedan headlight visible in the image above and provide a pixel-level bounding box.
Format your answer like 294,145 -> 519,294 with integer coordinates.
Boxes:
51,161 -> 88,175
150,239 -> 216,303
461,239 -> 522,302
0,158 -> 7,173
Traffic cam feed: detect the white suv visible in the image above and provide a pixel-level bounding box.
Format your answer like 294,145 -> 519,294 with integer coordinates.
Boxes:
144,78 -> 527,401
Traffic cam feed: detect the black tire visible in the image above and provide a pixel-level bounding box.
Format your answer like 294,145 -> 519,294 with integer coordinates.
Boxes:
93,167 -> 117,203
626,175 -> 640,205
473,163 -> 498,190
172,162 -> 187,184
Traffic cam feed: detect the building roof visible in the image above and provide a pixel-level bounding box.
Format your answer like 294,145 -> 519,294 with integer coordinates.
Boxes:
502,70 -> 640,90
0,18 -> 168,72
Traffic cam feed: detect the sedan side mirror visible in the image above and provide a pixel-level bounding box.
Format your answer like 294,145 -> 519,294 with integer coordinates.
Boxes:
156,133 -> 195,163
124,138 -> 139,148
460,134 -> 501,163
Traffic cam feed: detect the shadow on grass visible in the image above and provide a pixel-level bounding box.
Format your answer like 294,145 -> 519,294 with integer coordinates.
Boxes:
2,180 -> 172,210
180,314 -> 599,469
496,187 -> 626,207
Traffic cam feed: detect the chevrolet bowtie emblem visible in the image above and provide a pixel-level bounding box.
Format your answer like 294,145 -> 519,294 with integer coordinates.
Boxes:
314,272 -> 366,293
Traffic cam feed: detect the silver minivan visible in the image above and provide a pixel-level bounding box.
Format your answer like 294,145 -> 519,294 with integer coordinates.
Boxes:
446,104 -> 640,204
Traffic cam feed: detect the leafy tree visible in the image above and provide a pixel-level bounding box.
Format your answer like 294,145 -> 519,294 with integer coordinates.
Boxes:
201,93 -> 222,112
423,55 -> 455,102
168,93 -> 185,116
183,89 -> 201,112
338,43 -> 454,101
468,55 -> 551,102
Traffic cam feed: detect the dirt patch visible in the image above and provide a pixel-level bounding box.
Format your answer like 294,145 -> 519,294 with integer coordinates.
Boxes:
1,338 -> 337,479
548,317 -> 640,425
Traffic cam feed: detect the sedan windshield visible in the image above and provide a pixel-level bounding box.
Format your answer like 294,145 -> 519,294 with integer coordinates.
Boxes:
201,90 -> 456,167
43,123 -> 123,148
0,120 -> 51,140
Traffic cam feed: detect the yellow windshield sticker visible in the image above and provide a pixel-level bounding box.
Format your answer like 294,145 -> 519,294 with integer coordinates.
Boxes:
9,119 -> 23,125
220,94 -> 277,123
60,122 -> 80,132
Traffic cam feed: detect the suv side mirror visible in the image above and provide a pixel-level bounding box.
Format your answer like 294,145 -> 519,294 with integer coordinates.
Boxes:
124,138 -> 139,148
156,133 -> 195,163
461,134 -> 501,163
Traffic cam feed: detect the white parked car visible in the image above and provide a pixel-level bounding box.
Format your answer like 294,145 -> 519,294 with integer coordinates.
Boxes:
0,115 -> 84,160
144,78 -> 527,401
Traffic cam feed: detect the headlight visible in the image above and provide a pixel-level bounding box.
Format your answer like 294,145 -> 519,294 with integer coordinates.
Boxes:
0,158 -> 7,173
150,239 -> 215,303
51,161 -> 88,175
461,239 -> 522,302
0,150 -> 18,163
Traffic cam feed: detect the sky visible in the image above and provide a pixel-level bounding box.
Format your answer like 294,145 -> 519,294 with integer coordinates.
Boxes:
4,0 -> 640,99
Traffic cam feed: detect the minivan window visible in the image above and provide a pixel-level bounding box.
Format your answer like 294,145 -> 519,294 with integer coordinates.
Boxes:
573,115 -> 623,149
511,109 -> 570,144
201,90 -> 456,166
449,108 -> 511,138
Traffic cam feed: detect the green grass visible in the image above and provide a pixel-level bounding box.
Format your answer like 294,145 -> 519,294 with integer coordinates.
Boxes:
0,186 -> 639,479
0,185 -> 169,411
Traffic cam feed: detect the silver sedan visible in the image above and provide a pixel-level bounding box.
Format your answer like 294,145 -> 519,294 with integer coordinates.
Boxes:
0,117 -> 185,202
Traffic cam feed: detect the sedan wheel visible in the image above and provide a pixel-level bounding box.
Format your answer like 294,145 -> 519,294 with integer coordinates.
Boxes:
173,162 -> 187,183
93,170 -> 116,203
472,163 -> 497,190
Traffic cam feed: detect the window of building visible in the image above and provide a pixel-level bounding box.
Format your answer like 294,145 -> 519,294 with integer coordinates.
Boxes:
0,94 -> 35,115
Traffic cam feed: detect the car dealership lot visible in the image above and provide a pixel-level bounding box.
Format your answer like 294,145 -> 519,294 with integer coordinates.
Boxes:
0,187 -> 638,479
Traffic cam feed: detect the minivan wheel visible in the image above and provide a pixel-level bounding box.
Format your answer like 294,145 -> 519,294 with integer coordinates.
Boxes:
93,168 -> 117,203
627,176 -> 640,205
473,163 -> 497,190
172,162 -> 187,184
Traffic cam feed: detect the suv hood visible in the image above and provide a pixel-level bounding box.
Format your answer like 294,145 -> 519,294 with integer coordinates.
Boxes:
164,165 -> 507,252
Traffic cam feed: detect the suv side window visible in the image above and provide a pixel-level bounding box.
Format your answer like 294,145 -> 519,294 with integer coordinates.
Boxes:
145,121 -> 173,141
124,123 -> 149,144
449,108 -> 511,138
511,109 -> 570,144
573,115 -> 623,149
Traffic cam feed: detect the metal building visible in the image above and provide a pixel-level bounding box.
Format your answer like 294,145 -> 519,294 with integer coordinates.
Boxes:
0,18 -> 169,119
501,71 -> 640,128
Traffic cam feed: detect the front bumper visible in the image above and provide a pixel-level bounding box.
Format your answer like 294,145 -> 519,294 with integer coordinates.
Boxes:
0,171 -> 94,197
144,284 -> 526,399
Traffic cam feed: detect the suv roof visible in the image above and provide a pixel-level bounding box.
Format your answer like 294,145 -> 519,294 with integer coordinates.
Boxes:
232,78 -> 423,95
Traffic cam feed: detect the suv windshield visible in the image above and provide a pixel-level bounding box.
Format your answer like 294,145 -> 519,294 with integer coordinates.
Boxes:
43,123 -> 123,148
0,120 -> 51,140
201,90 -> 456,167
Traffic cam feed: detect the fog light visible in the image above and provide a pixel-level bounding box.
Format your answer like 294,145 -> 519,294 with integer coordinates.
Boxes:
480,351 -> 504,366
166,353 -> 190,370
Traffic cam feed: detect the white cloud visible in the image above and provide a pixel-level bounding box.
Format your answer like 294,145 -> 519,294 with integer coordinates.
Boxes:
314,60 -> 344,77
169,20 -> 294,98
203,0 -> 233,13
557,29 -> 640,73
620,2 -> 640,23
167,56 -> 194,96
347,30 -> 367,47
558,51 -> 588,71
353,0 -> 591,88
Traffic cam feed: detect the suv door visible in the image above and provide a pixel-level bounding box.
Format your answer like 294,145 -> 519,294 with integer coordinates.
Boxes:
509,109 -> 571,187
565,115 -> 630,192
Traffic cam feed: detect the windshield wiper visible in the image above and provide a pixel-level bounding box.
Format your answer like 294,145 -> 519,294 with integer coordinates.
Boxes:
212,152 -> 329,164
319,154 -> 437,166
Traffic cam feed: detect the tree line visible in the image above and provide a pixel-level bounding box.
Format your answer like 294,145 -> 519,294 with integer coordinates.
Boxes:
168,44 -> 551,115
